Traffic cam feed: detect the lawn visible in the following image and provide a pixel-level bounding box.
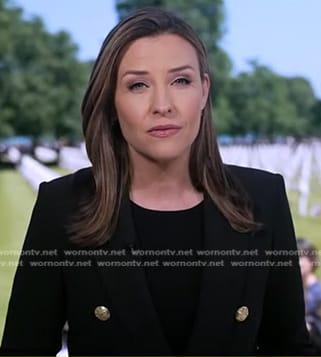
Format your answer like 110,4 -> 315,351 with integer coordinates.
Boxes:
288,178 -> 321,248
0,169 -> 36,342
50,166 -> 71,176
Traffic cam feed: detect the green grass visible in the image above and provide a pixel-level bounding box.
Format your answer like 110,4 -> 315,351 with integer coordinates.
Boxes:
50,166 -> 71,176
288,180 -> 321,247
0,169 -> 36,342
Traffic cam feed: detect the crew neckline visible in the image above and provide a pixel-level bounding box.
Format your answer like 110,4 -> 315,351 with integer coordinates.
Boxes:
130,199 -> 204,214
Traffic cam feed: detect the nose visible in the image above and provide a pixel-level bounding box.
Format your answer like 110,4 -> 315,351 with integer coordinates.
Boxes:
151,86 -> 173,116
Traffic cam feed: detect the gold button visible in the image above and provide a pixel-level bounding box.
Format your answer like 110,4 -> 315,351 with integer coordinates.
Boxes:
235,306 -> 249,322
94,306 -> 111,321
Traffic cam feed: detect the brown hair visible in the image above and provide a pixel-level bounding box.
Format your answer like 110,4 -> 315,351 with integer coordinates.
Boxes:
70,7 -> 260,247
297,237 -> 320,272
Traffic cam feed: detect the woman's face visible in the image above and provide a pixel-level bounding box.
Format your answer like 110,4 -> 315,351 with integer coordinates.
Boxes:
114,33 -> 209,165
299,256 -> 314,277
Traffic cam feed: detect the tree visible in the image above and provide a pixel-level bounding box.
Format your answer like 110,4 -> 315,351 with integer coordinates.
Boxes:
285,77 -> 316,135
116,0 -> 163,19
311,100 -> 321,136
0,0 -> 88,138
225,61 -> 313,137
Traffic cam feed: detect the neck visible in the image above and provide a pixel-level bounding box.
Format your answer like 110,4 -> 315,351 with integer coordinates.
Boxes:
129,154 -> 203,210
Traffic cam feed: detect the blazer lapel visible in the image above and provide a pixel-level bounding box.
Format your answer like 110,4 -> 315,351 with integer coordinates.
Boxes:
91,195 -> 172,355
90,191 -> 261,355
185,195 -> 255,355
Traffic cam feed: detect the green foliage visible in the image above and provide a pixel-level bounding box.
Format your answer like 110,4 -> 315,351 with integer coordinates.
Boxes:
0,0 -> 319,138
0,0 -> 89,138
224,62 -> 318,136
116,0 -> 164,19
311,100 -> 321,136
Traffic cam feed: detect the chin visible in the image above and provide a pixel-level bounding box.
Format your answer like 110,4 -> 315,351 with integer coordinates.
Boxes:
147,149 -> 189,163
131,142 -> 191,164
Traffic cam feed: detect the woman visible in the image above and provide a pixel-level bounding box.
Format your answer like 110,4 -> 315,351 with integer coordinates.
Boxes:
0,7 -> 315,356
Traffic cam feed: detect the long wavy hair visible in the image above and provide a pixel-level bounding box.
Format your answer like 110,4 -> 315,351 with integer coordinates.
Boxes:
69,7 -> 260,247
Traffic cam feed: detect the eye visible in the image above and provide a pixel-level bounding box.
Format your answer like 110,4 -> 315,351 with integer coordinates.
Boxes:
173,77 -> 191,86
129,82 -> 148,91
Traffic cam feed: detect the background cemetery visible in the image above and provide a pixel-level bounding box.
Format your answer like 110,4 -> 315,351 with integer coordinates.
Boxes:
1,0 -> 321,343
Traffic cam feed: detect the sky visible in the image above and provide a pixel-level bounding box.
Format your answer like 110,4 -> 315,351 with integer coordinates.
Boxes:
14,0 -> 321,98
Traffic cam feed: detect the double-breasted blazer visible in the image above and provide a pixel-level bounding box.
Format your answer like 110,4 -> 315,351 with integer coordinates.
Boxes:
0,165 -> 315,355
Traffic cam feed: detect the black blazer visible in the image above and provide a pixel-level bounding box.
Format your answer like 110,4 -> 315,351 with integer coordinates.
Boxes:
0,165 -> 315,355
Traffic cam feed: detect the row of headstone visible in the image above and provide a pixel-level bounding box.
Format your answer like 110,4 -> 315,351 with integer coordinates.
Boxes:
18,155 -> 60,191
15,146 -> 89,193
58,146 -> 91,172
220,141 -> 321,217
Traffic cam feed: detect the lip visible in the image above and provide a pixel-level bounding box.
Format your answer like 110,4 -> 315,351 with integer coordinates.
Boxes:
147,124 -> 182,138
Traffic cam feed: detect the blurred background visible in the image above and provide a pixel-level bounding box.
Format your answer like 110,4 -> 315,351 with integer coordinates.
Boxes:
0,0 -> 321,342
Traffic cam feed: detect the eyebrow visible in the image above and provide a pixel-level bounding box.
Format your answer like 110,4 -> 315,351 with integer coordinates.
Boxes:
121,65 -> 195,78
168,65 -> 195,73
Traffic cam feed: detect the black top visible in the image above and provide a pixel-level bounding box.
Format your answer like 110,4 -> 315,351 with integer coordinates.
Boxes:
131,200 -> 204,355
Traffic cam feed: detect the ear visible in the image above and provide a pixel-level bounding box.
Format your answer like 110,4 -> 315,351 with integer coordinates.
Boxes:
200,73 -> 210,110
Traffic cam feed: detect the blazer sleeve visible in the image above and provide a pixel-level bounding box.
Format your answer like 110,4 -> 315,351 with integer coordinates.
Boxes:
0,181 -> 66,356
257,174 -> 316,355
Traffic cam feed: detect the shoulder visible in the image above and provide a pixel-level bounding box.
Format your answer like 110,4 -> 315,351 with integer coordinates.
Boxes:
36,167 -> 94,210
225,164 -> 282,186
224,164 -> 289,224
225,164 -> 284,199
40,167 -> 94,194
